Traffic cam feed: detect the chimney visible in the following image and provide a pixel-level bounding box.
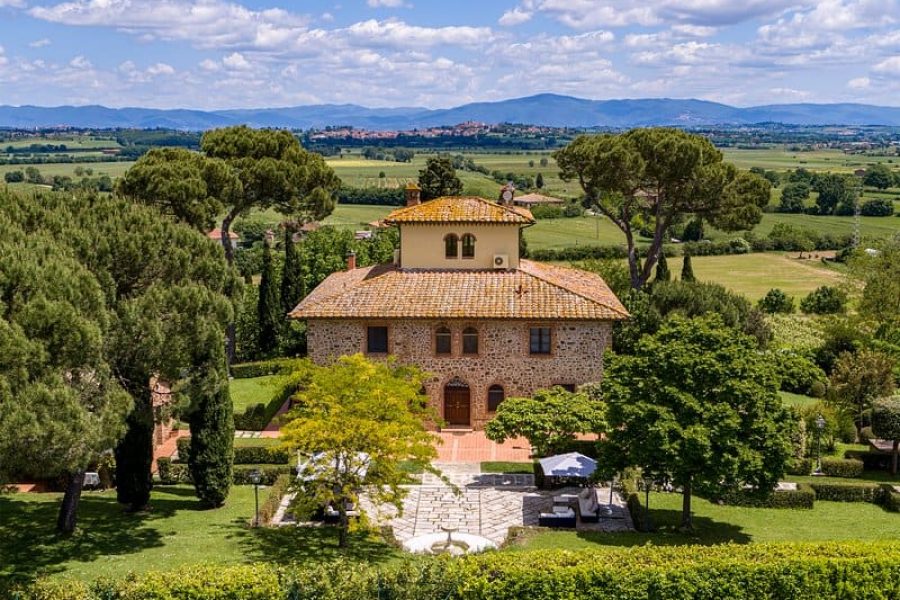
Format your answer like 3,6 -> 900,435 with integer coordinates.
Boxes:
405,182 -> 421,207
499,182 -> 515,206
346,250 -> 356,271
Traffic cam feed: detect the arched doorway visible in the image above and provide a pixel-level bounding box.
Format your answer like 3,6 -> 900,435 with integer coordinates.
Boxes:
444,378 -> 471,426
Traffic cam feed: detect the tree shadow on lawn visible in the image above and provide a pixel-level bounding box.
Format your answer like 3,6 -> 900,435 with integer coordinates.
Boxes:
574,509 -> 752,548
0,486 -> 203,587
226,521 -> 401,566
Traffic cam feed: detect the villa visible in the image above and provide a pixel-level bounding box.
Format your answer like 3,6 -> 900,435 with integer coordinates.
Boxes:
289,184 -> 628,429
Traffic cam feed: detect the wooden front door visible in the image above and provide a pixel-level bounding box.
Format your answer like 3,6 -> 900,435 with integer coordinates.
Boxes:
444,384 -> 471,426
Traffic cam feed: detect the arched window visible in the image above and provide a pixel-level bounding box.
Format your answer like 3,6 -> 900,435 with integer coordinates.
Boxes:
435,326 -> 452,355
444,234 -> 459,259
461,234 -> 476,259
487,385 -> 505,411
462,327 -> 478,355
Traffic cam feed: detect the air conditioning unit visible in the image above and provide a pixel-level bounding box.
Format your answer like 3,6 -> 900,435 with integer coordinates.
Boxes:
493,254 -> 509,269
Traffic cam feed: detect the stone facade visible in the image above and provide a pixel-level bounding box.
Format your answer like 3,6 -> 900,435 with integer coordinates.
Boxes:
306,318 -> 612,430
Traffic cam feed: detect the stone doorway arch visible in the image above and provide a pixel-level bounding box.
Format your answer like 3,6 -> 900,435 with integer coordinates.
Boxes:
444,378 -> 471,426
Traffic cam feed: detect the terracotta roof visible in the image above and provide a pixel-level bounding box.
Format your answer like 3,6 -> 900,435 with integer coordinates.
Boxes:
514,193 -> 566,205
290,259 -> 628,321
384,196 -> 535,225
207,228 -> 239,240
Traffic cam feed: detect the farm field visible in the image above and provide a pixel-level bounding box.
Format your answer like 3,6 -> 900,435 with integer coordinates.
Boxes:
0,160 -> 135,179
684,253 -> 844,300
0,485 -> 399,584
720,147 -> 900,172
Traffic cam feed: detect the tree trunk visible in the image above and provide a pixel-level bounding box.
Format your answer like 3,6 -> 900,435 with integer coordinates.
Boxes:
681,478 -> 693,531
57,470 -> 85,534
337,502 -> 348,548
893,440 -> 898,476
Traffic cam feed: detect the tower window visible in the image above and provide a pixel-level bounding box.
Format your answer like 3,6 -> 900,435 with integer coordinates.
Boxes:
444,234 -> 459,259
461,234 -> 476,259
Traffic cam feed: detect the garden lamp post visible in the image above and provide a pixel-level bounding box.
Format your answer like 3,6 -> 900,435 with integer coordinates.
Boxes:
250,469 -> 262,527
642,475 -> 654,533
815,414 -> 826,475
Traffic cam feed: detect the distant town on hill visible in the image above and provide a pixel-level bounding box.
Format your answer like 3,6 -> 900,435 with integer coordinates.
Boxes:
4,94 -> 900,130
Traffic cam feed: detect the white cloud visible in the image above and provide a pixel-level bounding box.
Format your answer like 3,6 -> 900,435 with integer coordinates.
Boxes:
0,0 -> 26,7
873,56 -> 900,74
499,6 -> 533,26
147,62 -> 175,76
848,76 -> 871,89
222,51 -> 251,70
367,0 -> 406,6
69,55 -> 92,69
199,58 -> 220,71
29,38 -> 52,48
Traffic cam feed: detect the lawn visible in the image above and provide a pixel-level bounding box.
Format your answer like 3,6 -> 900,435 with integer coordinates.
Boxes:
685,253 -> 844,300
511,492 -> 900,551
780,391 -> 820,409
0,485 -> 399,585
229,375 -> 281,413
481,461 -> 535,474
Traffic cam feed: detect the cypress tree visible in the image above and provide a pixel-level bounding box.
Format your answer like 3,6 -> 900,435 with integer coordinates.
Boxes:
189,366 -> 234,507
535,172 -> 544,189
115,372 -> 154,512
681,254 -> 696,282
281,226 -> 305,316
257,237 -> 281,355
654,252 -> 671,282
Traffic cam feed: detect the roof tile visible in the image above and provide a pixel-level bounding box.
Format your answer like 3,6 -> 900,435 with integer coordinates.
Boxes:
385,196 -> 534,224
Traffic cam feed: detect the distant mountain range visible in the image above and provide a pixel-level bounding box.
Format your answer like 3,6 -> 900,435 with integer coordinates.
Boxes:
3,94 -> 900,130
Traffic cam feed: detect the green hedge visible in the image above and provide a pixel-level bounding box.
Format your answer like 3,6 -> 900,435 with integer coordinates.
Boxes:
259,474 -> 292,525
20,542 -> 900,599
230,359 -> 296,379
176,438 -> 290,465
720,483 -> 815,509
845,449 -> 894,472
234,383 -> 294,431
820,457 -> 864,478
809,481 -> 884,503
785,458 -> 813,476
157,460 -> 292,486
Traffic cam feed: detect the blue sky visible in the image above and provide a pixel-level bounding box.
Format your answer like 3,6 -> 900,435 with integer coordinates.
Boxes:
0,0 -> 898,109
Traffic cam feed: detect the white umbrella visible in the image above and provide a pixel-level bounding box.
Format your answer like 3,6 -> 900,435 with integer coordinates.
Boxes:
539,452 -> 597,478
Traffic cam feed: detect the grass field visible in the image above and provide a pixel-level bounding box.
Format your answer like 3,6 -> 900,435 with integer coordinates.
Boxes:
229,375 -> 281,413
780,391 -> 820,409
721,148 -> 900,172
0,160 -> 134,179
0,485 -> 399,584
686,253 -> 843,300
511,493 -> 900,552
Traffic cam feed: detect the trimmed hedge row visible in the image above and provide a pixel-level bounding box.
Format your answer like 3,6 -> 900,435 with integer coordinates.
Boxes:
230,359 -> 296,379
21,542 -> 900,600
720,483 -> 816,509
809,481 -> 884,503
176,438 -> 290,465
820,458 -> 864,478
157,459 -> 292,486
259,474 -> 292,525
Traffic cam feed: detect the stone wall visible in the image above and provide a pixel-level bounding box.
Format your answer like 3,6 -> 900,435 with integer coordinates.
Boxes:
306,319 -> 612,430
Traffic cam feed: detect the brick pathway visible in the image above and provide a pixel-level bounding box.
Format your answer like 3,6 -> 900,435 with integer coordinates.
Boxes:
433,431 -> 532,463
151,429 -> 190,473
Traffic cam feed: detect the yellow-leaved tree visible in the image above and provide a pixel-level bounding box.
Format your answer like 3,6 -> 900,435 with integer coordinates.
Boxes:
280,354 -> 438,547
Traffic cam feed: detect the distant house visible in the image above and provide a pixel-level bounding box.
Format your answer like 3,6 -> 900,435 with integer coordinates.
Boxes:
290,184 -> 628,430
513,193 -> 566,207
207,228 -> 239,250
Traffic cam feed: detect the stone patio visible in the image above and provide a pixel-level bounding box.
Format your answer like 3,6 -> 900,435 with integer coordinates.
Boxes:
358,462 -> 633,546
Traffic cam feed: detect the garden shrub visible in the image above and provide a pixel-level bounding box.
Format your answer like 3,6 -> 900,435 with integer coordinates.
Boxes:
234,445 -> 290,465
258,474 -> 292,525
800,286 -> 847,315
758,288 -> 794,314
720,483 -> 815,509
809,481 -> 882,503
785,457 -> 813,476
860,198 -> 895,217
820,458 -> 864,478
232,465 -> 293,486
230,359 -> 296,379
770,349 -> 826,395
156,457 -> 190,485
809,380 -> 827,398
21,543 -> 900,600
880,484 -> 900,512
